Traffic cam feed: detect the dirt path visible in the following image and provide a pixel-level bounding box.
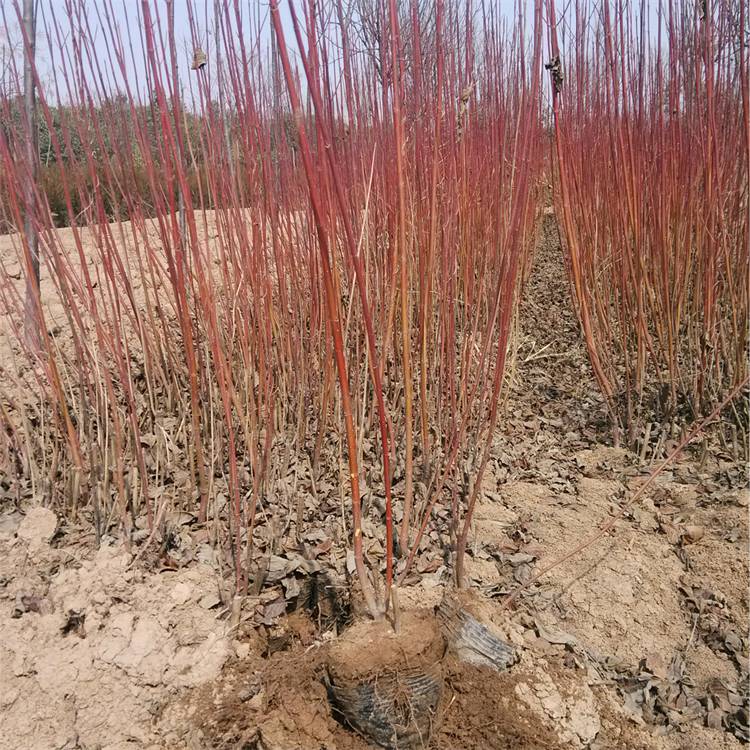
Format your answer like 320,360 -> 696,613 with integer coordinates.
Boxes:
0,210 -> 747,749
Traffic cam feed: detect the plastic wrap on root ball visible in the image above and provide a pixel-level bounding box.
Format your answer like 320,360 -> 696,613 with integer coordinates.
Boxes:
328,665 -> 442,749
438,596 -> 518,671
325,610 -> 445,749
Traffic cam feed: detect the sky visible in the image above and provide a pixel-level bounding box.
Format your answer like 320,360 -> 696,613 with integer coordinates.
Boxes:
0,0 -> 581,116
2,0 -> 304,102
1,1 -> 525,105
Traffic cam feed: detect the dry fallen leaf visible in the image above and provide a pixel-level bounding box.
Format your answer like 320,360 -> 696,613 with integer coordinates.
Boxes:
680,525 -> 704,544
191,48 -> 207,70
534,619 -> 578,647
61,609 -> 86,638
12,592 -> 54,618
259,596 -> 286,626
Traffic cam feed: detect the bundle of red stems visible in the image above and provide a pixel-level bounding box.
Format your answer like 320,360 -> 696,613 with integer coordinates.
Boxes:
0,0 -> 543,618
546,0 -> 748,451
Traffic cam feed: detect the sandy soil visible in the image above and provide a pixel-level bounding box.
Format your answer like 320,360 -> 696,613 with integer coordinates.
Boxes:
0,209 -> 747,749
0,212 -> 225,374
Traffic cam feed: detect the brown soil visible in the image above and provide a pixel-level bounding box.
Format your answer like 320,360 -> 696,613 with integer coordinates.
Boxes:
0,207 -> 747,749
327,609 -> 444,681
438,661 -> 567,750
